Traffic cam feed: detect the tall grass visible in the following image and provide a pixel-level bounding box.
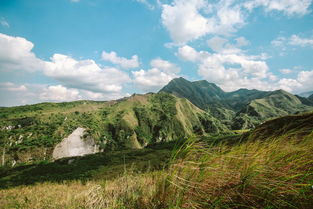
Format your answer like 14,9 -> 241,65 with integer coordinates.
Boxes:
1,136 -> 312,208
164,136 -> 313,208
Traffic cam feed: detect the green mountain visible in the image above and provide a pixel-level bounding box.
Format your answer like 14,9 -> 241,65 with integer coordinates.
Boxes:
233,90 -> 313,129
0,92 -> 228,164
160,78 -> 313,129
159,77 -> 226,110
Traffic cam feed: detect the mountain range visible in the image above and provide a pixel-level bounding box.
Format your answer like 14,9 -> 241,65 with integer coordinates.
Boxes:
1,77 -> 313,164
160,77 -> 313,129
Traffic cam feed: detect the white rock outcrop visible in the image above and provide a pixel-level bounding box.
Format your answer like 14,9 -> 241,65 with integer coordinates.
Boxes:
52,127 -> 99,160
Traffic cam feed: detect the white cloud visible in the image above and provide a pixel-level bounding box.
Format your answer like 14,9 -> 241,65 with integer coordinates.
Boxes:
132,59 -> 180,91
235,36 -> 249,47
0,18 -> 9,27
0,82 -> 27,92
272,34 -> 313,50
0,82 -> 131,106
161,0 -> 245,43
177,45 -> 209,62
178,44 -> 272,91
161,0 -> 214,43
45,54 -> 131,93
132,69 -> 179,91
0,33 -> 44,72
150,58 -> 181,73
0,33 -> 133,105
101,50 -> 139,69
70,0 -> 80,2
244,0 -> 312,16
280,68 -> 292,74
161,0 -> 312,43
207,36 -> 244,54
289,34 -> 313,47
207,36 -> 229,52
279,70 -> 313,93
39,85 -> 81,102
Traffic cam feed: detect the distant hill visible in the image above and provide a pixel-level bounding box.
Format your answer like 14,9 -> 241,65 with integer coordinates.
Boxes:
160,78 -> 313,129
233,90 -> 313,129
298,90 -> 313,98
0,92 -> 228,164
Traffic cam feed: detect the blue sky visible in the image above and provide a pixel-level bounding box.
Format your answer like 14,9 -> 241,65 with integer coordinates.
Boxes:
0,0 -> 313,106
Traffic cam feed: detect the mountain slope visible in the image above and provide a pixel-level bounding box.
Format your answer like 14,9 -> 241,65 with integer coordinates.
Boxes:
161,78 -> 313,129
233,90 -> 313,129
159,77 -> 226,110
0,92 -> 229,165
242,111 -> 313,141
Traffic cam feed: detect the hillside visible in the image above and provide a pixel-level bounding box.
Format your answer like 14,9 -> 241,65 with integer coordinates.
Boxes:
160,78 -> 313,129
0,92 -> 228,165
1,110 -> 312,208
233,90 -> 313,129
242,111 -> 313,141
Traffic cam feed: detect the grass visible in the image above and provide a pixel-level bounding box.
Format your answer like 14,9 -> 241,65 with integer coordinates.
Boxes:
0,141 -> 176,189
164,136 -> 313,208
1,112 -> 313,208
1,134 -> 312,208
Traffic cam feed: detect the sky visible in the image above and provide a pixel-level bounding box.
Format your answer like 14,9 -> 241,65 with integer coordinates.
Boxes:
0,0 -> 313,106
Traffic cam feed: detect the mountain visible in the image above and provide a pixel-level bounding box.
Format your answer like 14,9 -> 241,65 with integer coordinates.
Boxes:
159,77 -> 226,110
309,93 -> 313,102
0,92 -> 229,164
160,78 -> 313,129
298,90 -> 313,98
233,90 -> 313,129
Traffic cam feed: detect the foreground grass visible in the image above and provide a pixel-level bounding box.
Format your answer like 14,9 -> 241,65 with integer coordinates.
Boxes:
1,134 -> 312,209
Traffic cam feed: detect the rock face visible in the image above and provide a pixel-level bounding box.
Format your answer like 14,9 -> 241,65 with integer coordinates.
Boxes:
52,127 -> 99,160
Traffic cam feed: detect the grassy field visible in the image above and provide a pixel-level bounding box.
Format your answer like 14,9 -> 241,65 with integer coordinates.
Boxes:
1,113 -> 313,208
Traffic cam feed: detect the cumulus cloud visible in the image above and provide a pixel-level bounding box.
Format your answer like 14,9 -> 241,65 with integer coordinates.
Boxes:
177,41 -> 273,91
161,0 -> 245,43
39,85 -> 81,101
0,33 -> 132,105
161,0 -> 312,43
150,58 -> 181,73
0,33 -> 44,72
45,54 -> 131,93
278,70 -> 313,93
132,58 -> 180,91
101,50 -> 139,69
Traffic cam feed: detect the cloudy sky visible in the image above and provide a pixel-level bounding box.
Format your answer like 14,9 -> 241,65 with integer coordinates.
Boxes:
0,0 -> 313,106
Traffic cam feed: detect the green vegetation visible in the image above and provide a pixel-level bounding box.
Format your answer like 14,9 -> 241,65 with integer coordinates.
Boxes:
0,92 -> 229,164
160,78 -> 313,129
0,112 -> 312,208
